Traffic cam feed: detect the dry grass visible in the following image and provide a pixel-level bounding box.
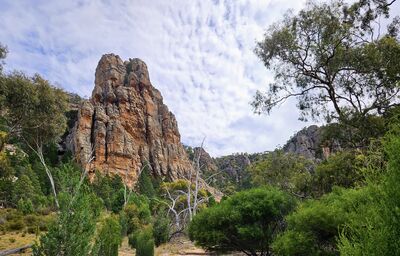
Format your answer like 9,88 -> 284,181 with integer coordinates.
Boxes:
0,231 -> 37,255
118,236 -> 135,256
155,236 -> 208,256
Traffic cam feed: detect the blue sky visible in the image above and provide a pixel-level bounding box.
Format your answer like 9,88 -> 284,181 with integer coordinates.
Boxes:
0,0 -> 351,156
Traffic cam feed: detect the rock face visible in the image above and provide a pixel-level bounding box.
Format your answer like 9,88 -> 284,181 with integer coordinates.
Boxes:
193,147 -> 219,173
283,125 -> 322,159
67,54 -> 192,186
283,125 -> 341,160
214,153 -> 252,185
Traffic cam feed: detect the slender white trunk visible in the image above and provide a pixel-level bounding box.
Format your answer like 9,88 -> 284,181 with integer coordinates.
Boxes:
36,147 -> 59,209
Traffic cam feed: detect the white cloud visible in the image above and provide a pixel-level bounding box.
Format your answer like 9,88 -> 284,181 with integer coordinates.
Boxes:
0,0 -> 318,156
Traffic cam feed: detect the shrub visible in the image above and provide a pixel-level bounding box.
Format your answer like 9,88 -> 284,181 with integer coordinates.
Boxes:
153,216 -> 170,246
248,150 -> 314,197
338,128 -> 400,255
91,215 -> 122,256
189,187 -> 296,255
7,218 -> 25,231
128,231 -> 138,249
272,230 -> 316,256
123,196 -> 151,235
27,226 -> 38,234
119,212 -> 128,237
18,199 -> 34,214
312,150 -> 363,196
136,166 -> 155,198
272,187 -> 373,255
135,227 -> 154,256
32,163 -> 102,256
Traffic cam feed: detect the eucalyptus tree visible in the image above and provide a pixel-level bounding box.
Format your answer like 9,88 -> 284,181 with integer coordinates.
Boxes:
1,73 -> 68,208
253,0 -> 400,122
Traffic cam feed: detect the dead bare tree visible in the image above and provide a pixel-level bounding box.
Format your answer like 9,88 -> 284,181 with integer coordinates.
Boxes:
156,138 -> 221,237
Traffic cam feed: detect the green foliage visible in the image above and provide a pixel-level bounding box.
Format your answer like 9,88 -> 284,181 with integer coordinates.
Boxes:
0,43 -> 7,72
91,215 -> 122,256
312,150 -> 363,196
12,174 -> 40,206
2,73 -> 68,146
272,230 -> 316,256
0,150 -> 15,207
111,188 -> 125,213
249,150 -> 314,197
92,172 -> 124,211
152,215 -> 170,246
33,163 -> 101,256
135,226 -> 155,256
273,187 -> 373,255
253,0 -> 400,122
1,72 -> 68,208
321,114 -> 387,150
338,127 -> 400,255
189,187 -> 296,255
123,194 -> 151,235
17,199 -> 34,214
137,165 -> 156,198
119,211 -> 128,237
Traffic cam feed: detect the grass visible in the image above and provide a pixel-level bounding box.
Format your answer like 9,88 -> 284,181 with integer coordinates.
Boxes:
0,231 -> 37,254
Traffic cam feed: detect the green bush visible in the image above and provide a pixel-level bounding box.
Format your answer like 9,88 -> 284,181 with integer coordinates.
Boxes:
189,187 -> 296,255
32,163 -> 102,256
135,227 -> 154,256
338,128 -> 400,255
123,196 -> 151,235
136,165 -> 155,198
272,230 -> 316,256
272,187 -> 373,255
91,215 -> 122,256
312,150 -> 363,196
248,150 -> 314,197
153,216 -> 170,246
17,198 -> 34,214
27,226 -> 39,234
128,231 -> 138,249
119,212 -> 128,237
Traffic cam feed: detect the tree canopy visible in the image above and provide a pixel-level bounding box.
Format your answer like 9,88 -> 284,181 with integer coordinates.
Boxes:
0,43 -> 7,72
253,0 -> 400,122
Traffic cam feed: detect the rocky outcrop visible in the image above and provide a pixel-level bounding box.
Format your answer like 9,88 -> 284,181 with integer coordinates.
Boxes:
283,125 -> 322,159
283,125 -> 341,160
214,153 -> 252,185
193,147 -> 219,173
67,54 -> 193,187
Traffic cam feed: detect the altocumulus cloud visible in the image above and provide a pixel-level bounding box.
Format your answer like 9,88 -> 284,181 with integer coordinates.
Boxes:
0,0 -> 312,156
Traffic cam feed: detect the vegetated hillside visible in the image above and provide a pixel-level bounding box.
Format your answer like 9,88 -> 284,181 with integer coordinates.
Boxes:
186,124 -> 337,193
185,144 -> 270,193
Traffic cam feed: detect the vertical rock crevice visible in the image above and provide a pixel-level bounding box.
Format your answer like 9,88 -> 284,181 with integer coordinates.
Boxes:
90,109 -> 97,161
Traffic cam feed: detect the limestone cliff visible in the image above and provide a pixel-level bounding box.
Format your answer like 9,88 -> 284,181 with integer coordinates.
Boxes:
67,54 -> 192,186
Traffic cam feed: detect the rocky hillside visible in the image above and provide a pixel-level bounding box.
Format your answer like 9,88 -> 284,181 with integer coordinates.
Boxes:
283,125 -> 341,160
67,54 -> 193,186
184,145 -> 269,192
188,125 -> 342,191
